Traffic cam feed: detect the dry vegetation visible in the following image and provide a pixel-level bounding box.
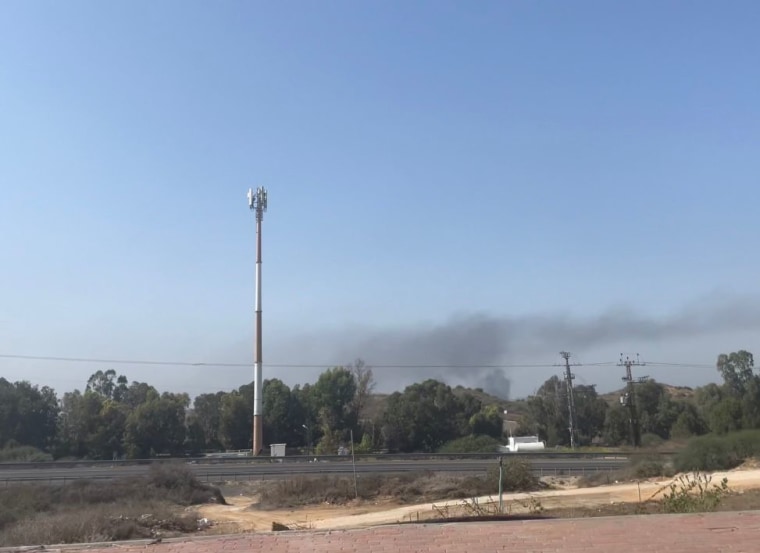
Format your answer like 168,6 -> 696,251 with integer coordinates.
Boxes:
255,459 -> 542,509
0,463 -> 226,547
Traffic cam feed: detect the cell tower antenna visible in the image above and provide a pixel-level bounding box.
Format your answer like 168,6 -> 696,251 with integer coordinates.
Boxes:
248,186 -> 268,456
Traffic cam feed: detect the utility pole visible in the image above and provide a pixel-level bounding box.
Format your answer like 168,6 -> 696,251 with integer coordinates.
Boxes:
248,186 -> 268,456
559,352 -> 579,449
618,353 -> 647,448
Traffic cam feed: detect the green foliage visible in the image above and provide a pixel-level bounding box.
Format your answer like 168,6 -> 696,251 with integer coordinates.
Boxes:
631,456 -> 674,478
352,432 -> 374,454
262,378 -> 301,445
0,445 -> 53,463
674,430 -> 760,472
438,435 -> 500,454
675,435 -> 739,472
124,393 -> 189,458
218,392 -> 250,451
381,379 -> 471,452
670,404 -> 708,439
481,458 -> 540,493
602,404 -> 629,446
524,378 -> 608,447
717,350 -> 754,397
0,378 -> 59,451
660,472 -> 730,514
640,433 -> 665,448
468,405 -> 503,438
5,349 -> 760,462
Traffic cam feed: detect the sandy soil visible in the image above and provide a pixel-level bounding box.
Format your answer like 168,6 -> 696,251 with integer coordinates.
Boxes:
196,466 -> 760,532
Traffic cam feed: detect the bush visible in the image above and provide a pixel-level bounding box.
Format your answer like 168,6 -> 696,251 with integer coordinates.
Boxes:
148,463 -> 226,505
256,462 -> 540,510
675,435 -> 737,472
475,459 -> 540,494
0,465 -> 225,546
724,429 -> 760,460
438,435 -> 501,454
640,433 -> 665,449
0,446 -> 53,463
673,430 -> 760,472
660,472 -> 730,514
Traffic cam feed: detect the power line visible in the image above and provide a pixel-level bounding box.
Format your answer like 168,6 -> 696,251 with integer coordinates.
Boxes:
0,353 -> 612,370
646,361 -> 715,368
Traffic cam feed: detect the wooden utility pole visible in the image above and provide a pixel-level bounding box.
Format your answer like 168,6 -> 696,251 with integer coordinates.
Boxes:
560,352 -> 580,449
618,354 -> 647,448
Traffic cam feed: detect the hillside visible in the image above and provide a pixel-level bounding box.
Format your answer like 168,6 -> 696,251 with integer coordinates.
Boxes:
599,383 -> 696,406
364,382 -> 695,422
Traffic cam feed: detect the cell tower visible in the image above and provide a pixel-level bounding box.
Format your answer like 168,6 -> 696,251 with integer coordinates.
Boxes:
248,186 -> 268,456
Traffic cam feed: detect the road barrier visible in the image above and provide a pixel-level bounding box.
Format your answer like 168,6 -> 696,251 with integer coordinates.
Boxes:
0,449 -> 671,471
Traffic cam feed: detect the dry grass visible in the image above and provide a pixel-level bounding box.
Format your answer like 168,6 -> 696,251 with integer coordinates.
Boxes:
255,460 -> 542,509
0,463 -> 225,547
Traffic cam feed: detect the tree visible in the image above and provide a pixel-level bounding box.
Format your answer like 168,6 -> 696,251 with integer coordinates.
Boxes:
262,378 -> 299,445
603,405 -> 629,446
349,359 -> 375,421
85,370 -> 128,401
0,379 -> 59,451
524,376 -> 567,447
573,385 -> 608,445
706,397 -> 743,435
124,392 -> 189,458
717,350 -> 755,397
311,367 -> 358,446
670,403 -> 708,439
56,390 -> 107,458
192,392 -> 226,450
121,381 -> 159,409
469,405 -> 503,438
381,379 -> 465,452
219,392 -> 250,450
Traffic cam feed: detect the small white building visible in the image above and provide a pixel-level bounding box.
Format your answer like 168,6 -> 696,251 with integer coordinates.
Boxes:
269,443 -> 286,457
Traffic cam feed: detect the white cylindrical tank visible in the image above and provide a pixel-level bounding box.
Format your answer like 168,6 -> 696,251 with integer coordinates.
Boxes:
515,441 -> 546,452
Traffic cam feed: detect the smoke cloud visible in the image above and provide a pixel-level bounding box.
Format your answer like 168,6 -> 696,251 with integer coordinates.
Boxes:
319,294 -> 760,399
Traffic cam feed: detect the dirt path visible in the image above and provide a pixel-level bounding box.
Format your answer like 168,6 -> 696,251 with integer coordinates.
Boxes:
196,467 -> 760,532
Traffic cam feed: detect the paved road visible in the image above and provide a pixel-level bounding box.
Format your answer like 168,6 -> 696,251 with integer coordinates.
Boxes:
0,457 -> 628,483
51,511 -> 760,553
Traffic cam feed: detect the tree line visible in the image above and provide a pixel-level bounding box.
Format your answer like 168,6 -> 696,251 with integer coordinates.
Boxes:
0,350 -> 755,459
518,350 -> 758,447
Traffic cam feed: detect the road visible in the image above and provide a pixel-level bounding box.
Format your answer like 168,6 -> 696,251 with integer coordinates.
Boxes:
0,457 -> 629,484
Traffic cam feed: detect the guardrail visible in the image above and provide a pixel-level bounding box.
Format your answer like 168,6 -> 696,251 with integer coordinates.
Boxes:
0,464 -> 617,487
0,450 -> 670,471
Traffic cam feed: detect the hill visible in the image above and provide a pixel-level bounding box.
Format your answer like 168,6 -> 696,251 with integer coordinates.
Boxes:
599,383 -> 696,406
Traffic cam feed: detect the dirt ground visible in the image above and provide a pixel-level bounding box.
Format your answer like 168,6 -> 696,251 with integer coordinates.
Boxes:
195,465 -> 760,533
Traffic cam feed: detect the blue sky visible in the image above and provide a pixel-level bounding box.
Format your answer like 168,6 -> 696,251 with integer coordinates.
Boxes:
1,1 -> 759,398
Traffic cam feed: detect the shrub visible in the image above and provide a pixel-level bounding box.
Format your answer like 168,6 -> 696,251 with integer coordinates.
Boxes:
673,430 -> 760,473
438,435 -> 500,454
0,446 -> 53,463
148,463 -> 226,505
660,472 -> 730,514
724,429 -> 760,460
640,433 -> 665,449
474,458 -> 540,494
0,465 -> 225,546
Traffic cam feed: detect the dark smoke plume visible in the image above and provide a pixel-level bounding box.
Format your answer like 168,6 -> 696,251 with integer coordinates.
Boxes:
327,295 -> 760,399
